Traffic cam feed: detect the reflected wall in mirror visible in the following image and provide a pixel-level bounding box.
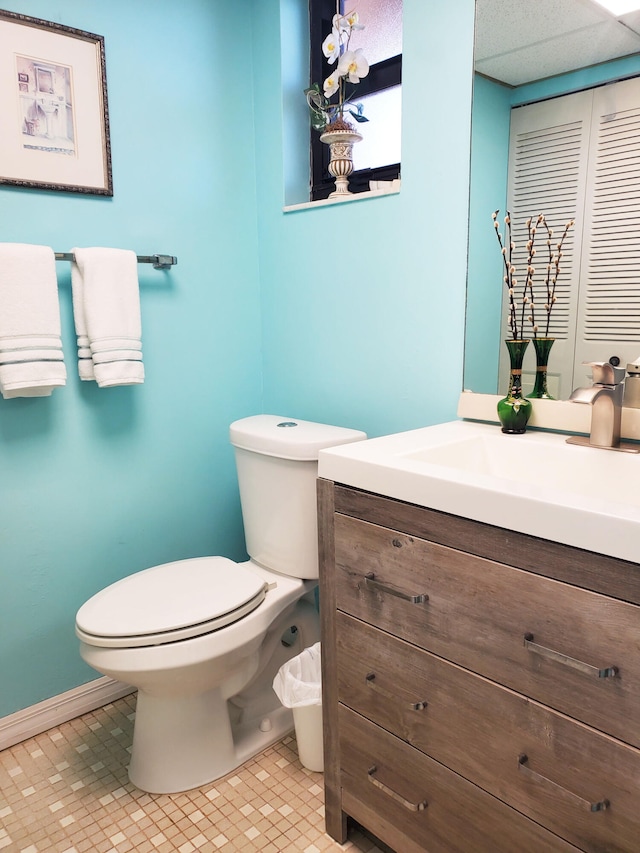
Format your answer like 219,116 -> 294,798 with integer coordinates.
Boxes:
465,0 -> 640,398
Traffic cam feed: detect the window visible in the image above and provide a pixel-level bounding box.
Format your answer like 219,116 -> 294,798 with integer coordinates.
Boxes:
308,0 -> 402,200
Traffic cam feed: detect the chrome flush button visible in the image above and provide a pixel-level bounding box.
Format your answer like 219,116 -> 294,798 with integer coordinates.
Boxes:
277,421 -> 298,427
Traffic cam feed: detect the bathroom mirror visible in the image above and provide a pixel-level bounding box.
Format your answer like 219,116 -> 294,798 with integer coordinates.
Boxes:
465,0 -> 640,398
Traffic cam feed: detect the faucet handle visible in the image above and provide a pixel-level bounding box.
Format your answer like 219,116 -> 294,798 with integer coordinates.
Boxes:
584,361 -> 626,385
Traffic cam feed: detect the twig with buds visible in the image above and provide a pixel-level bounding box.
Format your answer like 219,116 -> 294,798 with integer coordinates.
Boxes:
493,210 -> 575,340
539,218 -> 574,337
492,210 -> 521,339
524,214 -> 544,336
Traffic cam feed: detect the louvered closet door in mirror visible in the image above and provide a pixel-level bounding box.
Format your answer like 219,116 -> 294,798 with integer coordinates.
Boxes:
501,78 -> 640,398
501,91 -> 590,399
575,77 -> 640,380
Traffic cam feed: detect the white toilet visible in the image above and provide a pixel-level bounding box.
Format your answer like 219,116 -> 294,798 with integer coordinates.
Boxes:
75,415 -> 365,794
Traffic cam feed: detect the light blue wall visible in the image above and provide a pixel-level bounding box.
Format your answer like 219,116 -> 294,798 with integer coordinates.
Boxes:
257,0 -> 476,437
1,0 -> 477,718
512,53 -> 640,107
465,75 -> 511,394
0,0 -> 263,716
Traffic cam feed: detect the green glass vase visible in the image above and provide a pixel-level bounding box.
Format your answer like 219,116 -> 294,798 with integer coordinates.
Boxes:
497,339 -> 532,434
527,337 -> 555,400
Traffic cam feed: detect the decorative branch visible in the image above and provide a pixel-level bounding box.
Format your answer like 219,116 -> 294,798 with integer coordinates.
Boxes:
493,210 -> 521,339
541,218 -> 574,337
524,214 -> 544,336
493,210 -> 575,340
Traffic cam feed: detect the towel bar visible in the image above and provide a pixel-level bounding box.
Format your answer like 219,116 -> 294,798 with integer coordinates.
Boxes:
54,252 -> 177,270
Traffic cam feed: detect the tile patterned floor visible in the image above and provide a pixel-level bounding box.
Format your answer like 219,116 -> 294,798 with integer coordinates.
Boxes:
0,694 -> 386,853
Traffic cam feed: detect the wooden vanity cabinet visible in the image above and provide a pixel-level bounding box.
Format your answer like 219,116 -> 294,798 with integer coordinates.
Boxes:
318,479 -> 640,853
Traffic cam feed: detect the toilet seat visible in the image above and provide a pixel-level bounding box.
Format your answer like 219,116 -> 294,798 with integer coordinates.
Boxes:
75,557 -> 267,649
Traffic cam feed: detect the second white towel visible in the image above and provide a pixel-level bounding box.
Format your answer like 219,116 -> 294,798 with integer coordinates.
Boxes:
71,247 -> 144,387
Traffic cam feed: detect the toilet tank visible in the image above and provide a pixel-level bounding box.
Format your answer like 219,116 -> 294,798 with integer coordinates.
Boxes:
230,415 -> 367,579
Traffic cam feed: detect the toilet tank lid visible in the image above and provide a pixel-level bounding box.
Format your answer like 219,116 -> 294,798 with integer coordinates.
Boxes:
230,415 -> 367,460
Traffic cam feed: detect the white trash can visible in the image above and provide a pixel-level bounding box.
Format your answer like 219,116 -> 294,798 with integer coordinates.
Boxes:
272,641 -> 323,772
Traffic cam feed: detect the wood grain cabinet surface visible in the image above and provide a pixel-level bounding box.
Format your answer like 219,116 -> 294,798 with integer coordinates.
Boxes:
318,479 -> 640,853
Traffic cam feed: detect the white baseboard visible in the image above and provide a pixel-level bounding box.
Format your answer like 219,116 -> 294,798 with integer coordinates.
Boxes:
0,677 -> 136,752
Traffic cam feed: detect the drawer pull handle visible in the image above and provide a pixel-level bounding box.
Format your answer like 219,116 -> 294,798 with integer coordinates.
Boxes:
368,765 -> 428,812
518,754 -> 609,813
523,633 -> 618,679
364,572 -> 428,604
365,672 -> 428,711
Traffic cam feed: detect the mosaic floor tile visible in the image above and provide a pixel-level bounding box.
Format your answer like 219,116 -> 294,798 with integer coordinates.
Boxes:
0,695 -> 388,853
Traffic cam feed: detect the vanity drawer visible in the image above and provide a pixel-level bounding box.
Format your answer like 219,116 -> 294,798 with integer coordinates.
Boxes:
334,513 -> 640,747
338,704 -> 583,853
337,613 -> 640,853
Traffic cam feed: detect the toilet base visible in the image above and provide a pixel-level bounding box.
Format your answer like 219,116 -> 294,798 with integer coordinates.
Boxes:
126,599 -> 320,793
128,685 -> 295,794
230,702 -> 295,770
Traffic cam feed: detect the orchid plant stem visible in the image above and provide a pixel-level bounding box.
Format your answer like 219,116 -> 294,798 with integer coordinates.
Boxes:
306,8 -> 369,130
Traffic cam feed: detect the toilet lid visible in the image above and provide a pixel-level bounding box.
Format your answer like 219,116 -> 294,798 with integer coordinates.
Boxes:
75,557 -> 267,648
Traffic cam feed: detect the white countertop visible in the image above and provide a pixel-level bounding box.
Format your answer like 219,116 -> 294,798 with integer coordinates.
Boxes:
319,419 -> 640,564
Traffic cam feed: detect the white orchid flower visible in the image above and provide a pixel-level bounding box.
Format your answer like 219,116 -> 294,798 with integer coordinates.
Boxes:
322,29 -> 341,63
334,11 -> 363,32
337,48 -> 369,83
332,13 -> 348,32
323,70 -> 340,99
343,10 -> 364,29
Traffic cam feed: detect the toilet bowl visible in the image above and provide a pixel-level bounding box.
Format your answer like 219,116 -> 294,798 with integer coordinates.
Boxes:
75,415 -> 366,793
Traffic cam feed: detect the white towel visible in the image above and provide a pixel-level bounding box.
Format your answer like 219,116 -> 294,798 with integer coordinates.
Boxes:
71,248 -> 144,387
0,243 -> 66,399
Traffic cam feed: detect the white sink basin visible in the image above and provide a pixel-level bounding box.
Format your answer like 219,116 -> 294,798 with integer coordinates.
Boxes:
407,430 -> 640,510
318,420 -> 640,563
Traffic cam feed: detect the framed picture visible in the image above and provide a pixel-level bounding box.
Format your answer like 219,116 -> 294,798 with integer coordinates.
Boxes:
0,9 -> 112,195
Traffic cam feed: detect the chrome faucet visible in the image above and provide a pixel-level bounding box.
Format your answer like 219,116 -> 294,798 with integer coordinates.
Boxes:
567,361 -> 638,453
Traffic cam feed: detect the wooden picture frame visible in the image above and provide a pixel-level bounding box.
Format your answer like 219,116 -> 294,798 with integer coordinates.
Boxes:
0,9 -> 112,195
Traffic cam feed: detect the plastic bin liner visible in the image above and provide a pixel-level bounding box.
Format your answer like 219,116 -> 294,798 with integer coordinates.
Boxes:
272,642 -> 322,707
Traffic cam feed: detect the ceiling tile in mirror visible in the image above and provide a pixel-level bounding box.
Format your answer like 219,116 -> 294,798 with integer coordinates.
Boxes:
476,19 -> 640,85
475,0 -> 640,85
474,0 -> 609,61
619,10 -> 640,34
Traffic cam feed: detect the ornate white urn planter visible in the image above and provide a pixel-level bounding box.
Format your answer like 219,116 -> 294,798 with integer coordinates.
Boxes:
320,128 -> 363,198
